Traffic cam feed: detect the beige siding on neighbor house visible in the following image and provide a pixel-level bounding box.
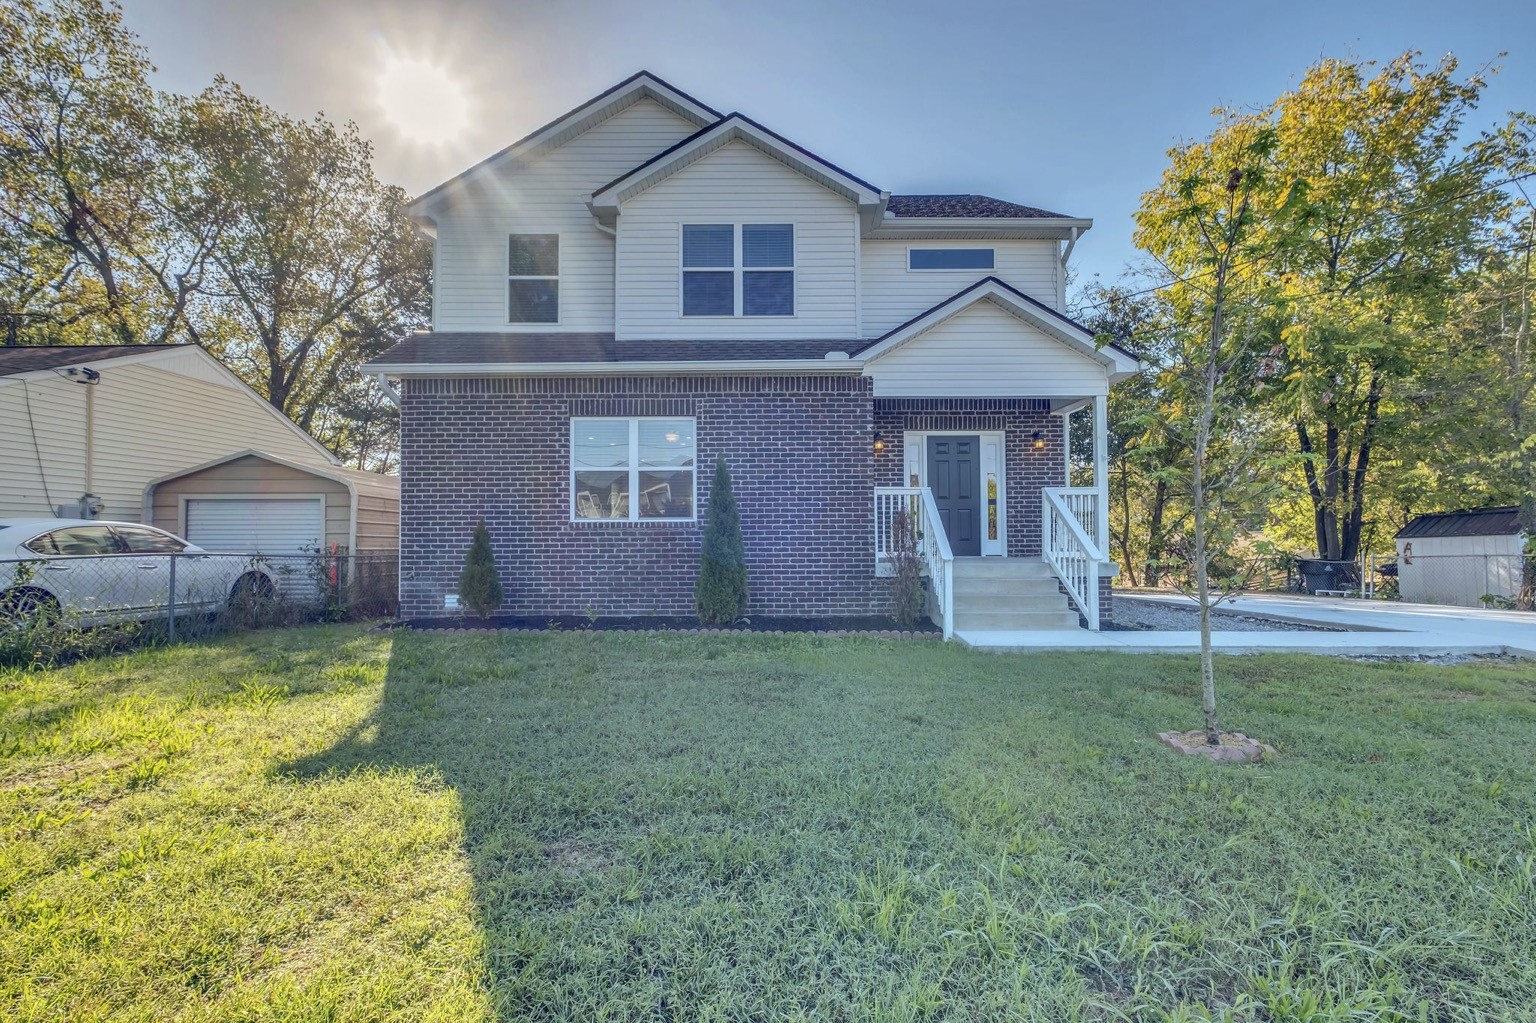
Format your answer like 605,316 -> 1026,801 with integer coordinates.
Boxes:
431,98 -> 700,333
615,141 -> 860,340
859,239 -> 1062,336
0,355 -> 332,522
151,456 -> 351,547
865,299 -> 1109,398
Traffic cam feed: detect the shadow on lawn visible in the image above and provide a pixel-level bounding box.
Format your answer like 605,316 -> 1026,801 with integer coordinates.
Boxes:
277,628 -> 981,1020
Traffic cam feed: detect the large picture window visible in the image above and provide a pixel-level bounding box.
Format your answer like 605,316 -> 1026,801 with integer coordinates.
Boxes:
682,223 -> 793,316
571,417 -> 696,521
509,234 -> 559,323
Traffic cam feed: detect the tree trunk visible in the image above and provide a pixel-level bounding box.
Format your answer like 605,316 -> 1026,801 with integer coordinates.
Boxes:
1145,479 -> 1169,588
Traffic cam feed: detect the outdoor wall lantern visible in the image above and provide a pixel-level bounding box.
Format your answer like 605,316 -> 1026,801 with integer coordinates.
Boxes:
872,431 -> 886,453
1032,430 -> 1045,450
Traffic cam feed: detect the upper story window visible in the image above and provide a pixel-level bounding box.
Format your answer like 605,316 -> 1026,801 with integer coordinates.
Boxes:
509,234 -> 559,323
908,247 -> 995,271
682,224 -> 794,317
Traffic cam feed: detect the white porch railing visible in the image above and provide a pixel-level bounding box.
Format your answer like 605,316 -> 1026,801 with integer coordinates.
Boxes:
1054,487 -> 1099,544
873,486 -> 954,640
1042,486 -> 1105,631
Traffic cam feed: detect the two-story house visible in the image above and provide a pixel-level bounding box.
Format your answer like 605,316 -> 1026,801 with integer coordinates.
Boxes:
365,72 -> 1138,637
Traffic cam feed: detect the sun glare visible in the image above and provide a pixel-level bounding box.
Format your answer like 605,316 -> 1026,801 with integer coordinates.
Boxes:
377,55 -> 469,146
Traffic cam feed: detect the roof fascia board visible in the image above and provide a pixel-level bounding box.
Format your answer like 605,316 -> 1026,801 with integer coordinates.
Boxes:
411,72 -> 719,215
866,217 -> 1094,240
368,358 -> 866,377
591,114 -> 884,211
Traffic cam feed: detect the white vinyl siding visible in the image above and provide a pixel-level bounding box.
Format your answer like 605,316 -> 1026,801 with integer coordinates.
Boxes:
617,141 -> 858,339
865,299 -> 1109,398
0,353 -> 335,522
860,239 -> 1062,336
430,98 -> 700,332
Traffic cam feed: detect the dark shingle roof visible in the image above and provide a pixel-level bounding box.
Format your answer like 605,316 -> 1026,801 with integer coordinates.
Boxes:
886,194 -> 1070,219
1396,506 -> 1522,539
0,344 -> 184,376
364,333 -> 860,369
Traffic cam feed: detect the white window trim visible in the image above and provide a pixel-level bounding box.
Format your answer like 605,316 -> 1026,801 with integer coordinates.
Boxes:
680,223 -> 797,318
508,232 -> 561,327
570,417 -> 698,524
905,245 -> 997,273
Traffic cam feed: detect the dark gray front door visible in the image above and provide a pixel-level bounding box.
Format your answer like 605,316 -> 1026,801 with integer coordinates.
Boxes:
926,435 -> 981,556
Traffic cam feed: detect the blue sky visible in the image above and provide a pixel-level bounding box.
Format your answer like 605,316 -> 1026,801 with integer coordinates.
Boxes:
122,0 -> 1535,291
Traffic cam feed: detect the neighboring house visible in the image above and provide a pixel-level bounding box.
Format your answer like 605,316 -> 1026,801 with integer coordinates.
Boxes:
1,345 -> 399,557
1396,506 -> 1526,607
366,72 -> 1138,635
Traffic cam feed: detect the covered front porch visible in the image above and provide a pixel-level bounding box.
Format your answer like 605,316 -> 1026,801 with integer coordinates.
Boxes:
871,393 -> 1112,639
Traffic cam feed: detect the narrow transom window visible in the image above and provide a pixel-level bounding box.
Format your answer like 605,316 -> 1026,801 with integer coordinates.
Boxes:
571,418 -> 696,522
908,247 -> 995,271
682,224 -> 794,316
508,234 -> 559,323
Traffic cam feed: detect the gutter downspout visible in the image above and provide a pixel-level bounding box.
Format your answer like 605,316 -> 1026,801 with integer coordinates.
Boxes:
375,373 -> 400,406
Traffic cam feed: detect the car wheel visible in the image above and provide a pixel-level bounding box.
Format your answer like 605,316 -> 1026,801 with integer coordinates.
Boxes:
0,587 -> 61,628
229,573 -> 276,608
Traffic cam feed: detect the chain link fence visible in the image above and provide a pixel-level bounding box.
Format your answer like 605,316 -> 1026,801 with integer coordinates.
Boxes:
1,551 -> 397,667
1393,551 -> 1530,608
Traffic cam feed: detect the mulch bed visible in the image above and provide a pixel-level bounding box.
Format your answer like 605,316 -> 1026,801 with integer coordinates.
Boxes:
399,614 -> 942,638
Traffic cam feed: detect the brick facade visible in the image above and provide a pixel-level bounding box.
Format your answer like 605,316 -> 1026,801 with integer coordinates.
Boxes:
398,374 -> 880,619
400,381 -> 1115,626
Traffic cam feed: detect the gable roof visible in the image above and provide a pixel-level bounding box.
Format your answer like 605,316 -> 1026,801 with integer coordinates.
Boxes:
143,449 -> 397,501
1397,506 -> 1522,539
854,277 -> 1141,381
0,343 -> 340,465
589,112 -> 886,216
887,195 -> 1069,219
410,71 -> 720,212
0,344 -> 184,376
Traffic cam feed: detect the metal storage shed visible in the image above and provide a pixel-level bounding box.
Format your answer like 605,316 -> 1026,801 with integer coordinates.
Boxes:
1394,507 -> 1523,607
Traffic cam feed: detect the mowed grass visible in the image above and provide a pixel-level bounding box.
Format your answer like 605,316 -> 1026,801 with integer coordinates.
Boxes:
2,627 -> 1535,1022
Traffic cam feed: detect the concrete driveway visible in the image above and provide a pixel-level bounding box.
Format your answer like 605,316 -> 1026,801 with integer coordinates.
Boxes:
957,591 -> 1536,656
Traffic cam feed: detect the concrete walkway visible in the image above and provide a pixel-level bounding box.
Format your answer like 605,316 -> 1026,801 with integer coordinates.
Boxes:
956,591 -> 1536,657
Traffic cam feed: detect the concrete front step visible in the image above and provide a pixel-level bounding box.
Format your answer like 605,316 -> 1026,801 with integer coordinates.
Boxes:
951,557 -> 1054,579
952,609 -> 1082,631
953,577 -> 1068,600
952,591 -> 1070,613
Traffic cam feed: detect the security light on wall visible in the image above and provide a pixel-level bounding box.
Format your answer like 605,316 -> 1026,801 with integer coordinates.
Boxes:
872,431 -> 885,453
1032,430 -> 1045,450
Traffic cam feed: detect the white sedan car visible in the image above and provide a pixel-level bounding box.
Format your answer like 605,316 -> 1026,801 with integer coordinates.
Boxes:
0,519 -> 278,625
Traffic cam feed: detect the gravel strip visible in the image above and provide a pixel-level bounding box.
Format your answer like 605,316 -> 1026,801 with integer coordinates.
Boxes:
1113,597 -> 1339,632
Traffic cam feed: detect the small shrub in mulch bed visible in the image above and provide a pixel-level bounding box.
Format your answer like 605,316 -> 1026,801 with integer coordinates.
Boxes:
403,614 -> 941,638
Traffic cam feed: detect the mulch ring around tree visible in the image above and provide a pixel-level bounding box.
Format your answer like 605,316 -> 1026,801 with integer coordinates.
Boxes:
1158,730 -> 1277,763
400,614 -> 942,638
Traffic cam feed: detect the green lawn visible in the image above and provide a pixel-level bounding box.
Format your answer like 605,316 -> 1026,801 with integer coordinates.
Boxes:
2,626 -> 1534,1022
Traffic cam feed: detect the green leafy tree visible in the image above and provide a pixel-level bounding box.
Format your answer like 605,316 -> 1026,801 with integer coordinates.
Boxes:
1259,54 -> 1503,562
1074,282 -> 1185,586
695,457 -> 748,624
1136,116 -> 1298,743
188,78 -> 431,427
458,520 -> 503,618
0,0 -> 159,343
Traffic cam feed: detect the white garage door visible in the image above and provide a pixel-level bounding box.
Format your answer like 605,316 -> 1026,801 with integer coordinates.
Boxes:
184,498 -> 325,555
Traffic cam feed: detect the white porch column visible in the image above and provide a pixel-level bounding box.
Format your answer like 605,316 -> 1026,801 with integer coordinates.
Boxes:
1092,393 -> 1109,554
